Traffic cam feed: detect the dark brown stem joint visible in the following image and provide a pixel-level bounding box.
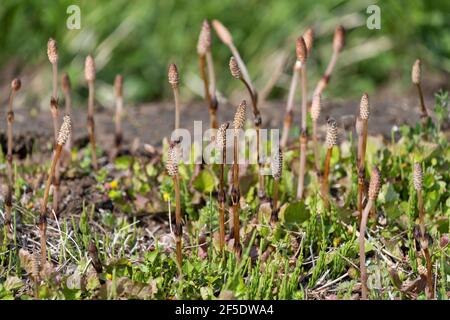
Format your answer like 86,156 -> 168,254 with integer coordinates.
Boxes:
7,111 -> 14,122
174,222 -> 183,237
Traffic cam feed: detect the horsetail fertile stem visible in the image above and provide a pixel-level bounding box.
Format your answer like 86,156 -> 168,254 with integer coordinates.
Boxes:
167,140 -> 182,273
321,118 -> 338,207
213,19 -> 263,198
197,20 -> 218,129
50,98 -> 61,215
168,63 -> 181,130
412,59 -> 430,123
114,74 -> 124,153
40,115 -> 71,266
216,122 -> 230,251
356,93 -> 370,224
270,148 -> 283,226
312,25 -> 345,97
61,73 -> 72,151
4,79 -> 21,232
311,94 -> 321,172
229,56 -> 264,198
212,20 -> 255,95
85,55 -> 98,170
281,29 -> 313,149
414,162 -> 434,299
47,38 -> 58,99
295,36 -> 308,200
280,60 -> 301,149
359,166 -> 381,300
231,100 -> 247,257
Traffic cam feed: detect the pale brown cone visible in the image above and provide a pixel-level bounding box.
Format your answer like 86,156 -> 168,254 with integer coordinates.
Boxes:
325,118 -> 338,148
61,73 -> 71,93
368,166 -> 381,200
413,162 -> 423,191
303,28 -> 314,54
57,115 -> 72,146
229,56 -> 241,79
360,93 -> 370,120
271,148 -> 283,180
84,55 -> 96,82
197,20 -> 211,56
333,25 -> 345,53
47,38 -> 58,64
168,63 -> 179,88
11,78 -> 21,91
233,100 -> 247,131
212,20 -> 233,45
412,59 -> 421,85
115,74 -> 123,97
216,122 -> 229,149
166,143 -> 179,176
296,36 -> 307,63
311,94 -> 321,121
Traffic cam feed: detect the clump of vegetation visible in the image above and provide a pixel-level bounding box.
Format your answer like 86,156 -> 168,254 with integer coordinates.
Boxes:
0,18 -> 448,301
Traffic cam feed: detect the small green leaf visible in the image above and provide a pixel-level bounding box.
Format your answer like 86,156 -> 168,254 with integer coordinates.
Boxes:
114,156 -> 132,170
280,201 -> 310,229
192,169 -> 218,194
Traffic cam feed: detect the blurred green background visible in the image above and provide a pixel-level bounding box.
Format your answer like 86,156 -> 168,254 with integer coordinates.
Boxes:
0,0 -> 449,108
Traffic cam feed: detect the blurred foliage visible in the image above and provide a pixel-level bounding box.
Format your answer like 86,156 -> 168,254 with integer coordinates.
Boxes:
0,0 -> 449,105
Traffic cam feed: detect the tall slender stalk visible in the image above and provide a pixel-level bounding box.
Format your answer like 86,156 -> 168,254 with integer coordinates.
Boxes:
356,94 -> 370,224
231,101 -> 247,258
212,20 -> 255,94
311,94 -> 321,173
168,63 -> 181,130
280,61 -> 301,149
359,166 -> 381,300
312,25 -> 345,98
167,140 -> 183,274
295,37 -> 308,200
85,55 -> 98,170
281,29 -> 313,150
40,116 -> 72,266
216,122 -> 229,251
197,20 -> 218,129
228,57 -> 264,199
49,98 -> 62,216
270,148 -> 283,226
61,73 -> 72,151
4,79 -> 21,233
412,59 -> 430,124
413,162 -> 433,299
213,20 -> 264,199
47,38 -> 58,100
113,74 -> 124,158
321,118 -> 338,208
47,39 -> 62,215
